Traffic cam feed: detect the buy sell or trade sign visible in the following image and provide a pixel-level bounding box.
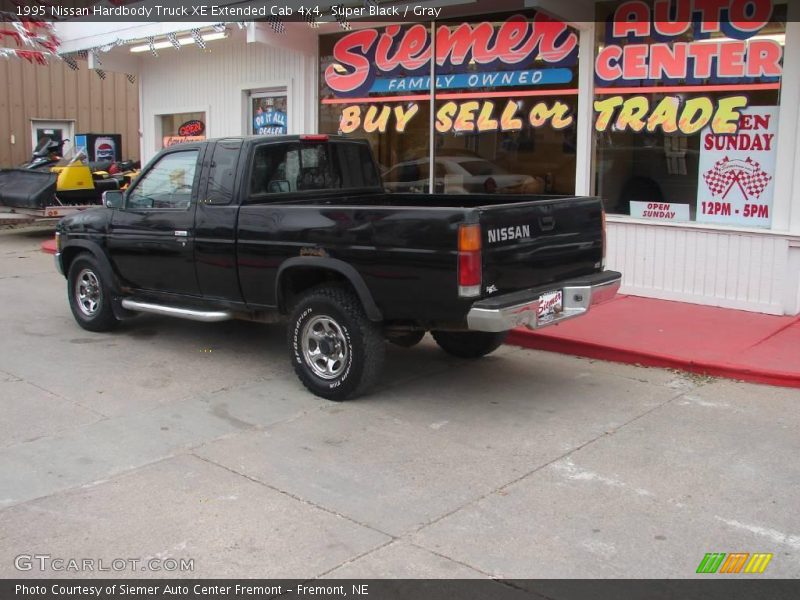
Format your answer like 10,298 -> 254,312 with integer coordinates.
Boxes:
338,100 -> 574,135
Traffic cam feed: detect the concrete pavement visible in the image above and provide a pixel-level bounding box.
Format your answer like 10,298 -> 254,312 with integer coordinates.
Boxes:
0,226 -> 798,579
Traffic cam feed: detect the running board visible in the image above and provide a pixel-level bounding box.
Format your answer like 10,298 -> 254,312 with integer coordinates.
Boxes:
120,299 -> 233,322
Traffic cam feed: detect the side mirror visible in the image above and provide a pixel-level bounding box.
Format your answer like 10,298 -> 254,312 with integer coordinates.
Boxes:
103,190 -> 124,209
268,180 -> 291,193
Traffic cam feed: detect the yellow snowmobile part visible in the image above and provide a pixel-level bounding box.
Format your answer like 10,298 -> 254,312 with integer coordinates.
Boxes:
51,164 -> 95,192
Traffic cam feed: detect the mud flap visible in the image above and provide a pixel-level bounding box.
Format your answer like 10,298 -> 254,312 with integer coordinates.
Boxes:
0,169 -> 57,209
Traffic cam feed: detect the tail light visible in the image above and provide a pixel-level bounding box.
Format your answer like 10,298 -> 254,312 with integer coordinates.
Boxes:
601,207 -> 607,268
458,223 -> 482,297
300,134 -> 329,142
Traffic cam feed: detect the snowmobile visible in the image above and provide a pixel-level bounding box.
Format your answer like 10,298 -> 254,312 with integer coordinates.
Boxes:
0,137 -> 139,218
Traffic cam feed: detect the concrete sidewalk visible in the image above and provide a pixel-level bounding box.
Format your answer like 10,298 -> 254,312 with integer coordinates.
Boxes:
2,226 -> 797,579
510,295 -> 800,389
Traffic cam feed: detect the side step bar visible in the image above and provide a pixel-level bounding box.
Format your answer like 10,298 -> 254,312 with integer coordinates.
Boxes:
120,299 -> 233,322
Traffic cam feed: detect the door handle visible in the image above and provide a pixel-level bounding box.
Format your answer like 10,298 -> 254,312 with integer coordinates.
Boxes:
538,216 -> 555,232
174,230 -> 188,237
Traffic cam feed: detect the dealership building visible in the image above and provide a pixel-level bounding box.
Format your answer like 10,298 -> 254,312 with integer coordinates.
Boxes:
55,0 -> 800,315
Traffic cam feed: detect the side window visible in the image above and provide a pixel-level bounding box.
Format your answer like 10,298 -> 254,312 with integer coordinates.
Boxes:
250,143 -> 294,195
249,143 -> 341,196
127,150 -> 199,210
205,142 -> 241,205
333,143 -> 380,188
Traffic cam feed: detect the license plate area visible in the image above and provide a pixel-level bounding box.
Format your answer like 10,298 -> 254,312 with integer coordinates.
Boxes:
537,289 -> 563,323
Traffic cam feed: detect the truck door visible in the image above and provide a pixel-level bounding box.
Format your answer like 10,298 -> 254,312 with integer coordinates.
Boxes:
107,147 -> 203,295
194,139 -> 243,301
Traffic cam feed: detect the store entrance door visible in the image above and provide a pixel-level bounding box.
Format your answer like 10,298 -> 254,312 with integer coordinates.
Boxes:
249,90 -> 288,136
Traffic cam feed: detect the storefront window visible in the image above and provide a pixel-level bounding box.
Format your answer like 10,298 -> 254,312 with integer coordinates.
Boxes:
319,12 -> 580,194
319,24 -> 432,191
432,14 -> 580,195
251,94 -> 288,135
593,0 -> 785,228
160,112 -> 206,148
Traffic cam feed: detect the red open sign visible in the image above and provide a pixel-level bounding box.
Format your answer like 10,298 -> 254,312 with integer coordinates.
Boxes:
178,119 -> 205,137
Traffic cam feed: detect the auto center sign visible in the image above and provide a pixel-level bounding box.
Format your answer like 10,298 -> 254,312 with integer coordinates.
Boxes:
596,0 -> 781,86
594,0 -> 782,136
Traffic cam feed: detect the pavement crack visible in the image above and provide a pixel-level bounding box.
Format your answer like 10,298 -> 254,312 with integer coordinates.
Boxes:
406,542 -> 496,578
409,386 -> 691,536
190,453 -> 396,542
1,368 -> 109,420
313,539 -> 397,578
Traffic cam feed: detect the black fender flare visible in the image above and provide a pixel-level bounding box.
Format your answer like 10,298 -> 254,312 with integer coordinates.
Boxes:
276,257 -> 383,322
60,240 -> 120,294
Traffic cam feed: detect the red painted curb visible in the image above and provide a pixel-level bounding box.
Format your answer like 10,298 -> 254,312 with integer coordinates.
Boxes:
41,239 -> 57,255
508,329 -> 800,389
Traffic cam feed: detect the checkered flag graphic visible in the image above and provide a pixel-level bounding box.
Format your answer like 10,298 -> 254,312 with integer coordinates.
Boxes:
190,29 -> 206,49
126,73 -> 136,84
740,157 -> 772,200
61,54 -> 79,71
703,157 -> 731,197
267,15 -> 285,34
212,23 -> 226,33
703,156 -> 772,201
91,49 -> 101,66
147,36 -> 158,56
305,12 -> 319,28
95,68 -> 106,80
167,32 -> 181,50
334,6 -> 351,30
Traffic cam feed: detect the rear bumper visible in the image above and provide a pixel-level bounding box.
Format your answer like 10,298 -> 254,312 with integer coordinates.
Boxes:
466,271 -> 621,332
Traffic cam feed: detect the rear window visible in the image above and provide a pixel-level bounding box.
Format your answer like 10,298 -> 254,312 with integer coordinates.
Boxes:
249,141 -> 379,196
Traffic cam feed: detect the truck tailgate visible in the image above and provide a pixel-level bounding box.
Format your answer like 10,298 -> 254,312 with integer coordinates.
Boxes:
478,196 -> 603,296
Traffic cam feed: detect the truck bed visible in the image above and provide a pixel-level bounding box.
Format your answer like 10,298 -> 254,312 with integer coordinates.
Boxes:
237,192 -> 603,321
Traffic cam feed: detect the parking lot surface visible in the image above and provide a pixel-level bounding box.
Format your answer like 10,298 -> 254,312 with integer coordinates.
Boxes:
1,226 -> 798,578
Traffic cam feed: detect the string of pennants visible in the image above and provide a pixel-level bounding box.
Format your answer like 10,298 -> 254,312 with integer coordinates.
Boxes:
0,15 -> 60,65
0,0 -> 364,79
0,16 -> 229,83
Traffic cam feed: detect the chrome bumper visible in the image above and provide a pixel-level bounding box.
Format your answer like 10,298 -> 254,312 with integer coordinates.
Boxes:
54,252 -> 63,275
466,271 -> 621,333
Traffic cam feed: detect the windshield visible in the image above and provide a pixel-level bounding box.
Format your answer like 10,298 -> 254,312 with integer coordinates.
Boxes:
54,146 -> 88,167
33,136 -> 53,155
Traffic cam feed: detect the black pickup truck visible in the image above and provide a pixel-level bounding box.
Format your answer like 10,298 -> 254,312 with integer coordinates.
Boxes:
55,135 -> 620,400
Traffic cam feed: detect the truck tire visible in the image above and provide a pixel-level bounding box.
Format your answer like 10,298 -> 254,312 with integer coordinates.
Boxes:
388,330 -> 425,348
288,285 -> 385,401
67,253 -> 119,332
431,330 -> 508,359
